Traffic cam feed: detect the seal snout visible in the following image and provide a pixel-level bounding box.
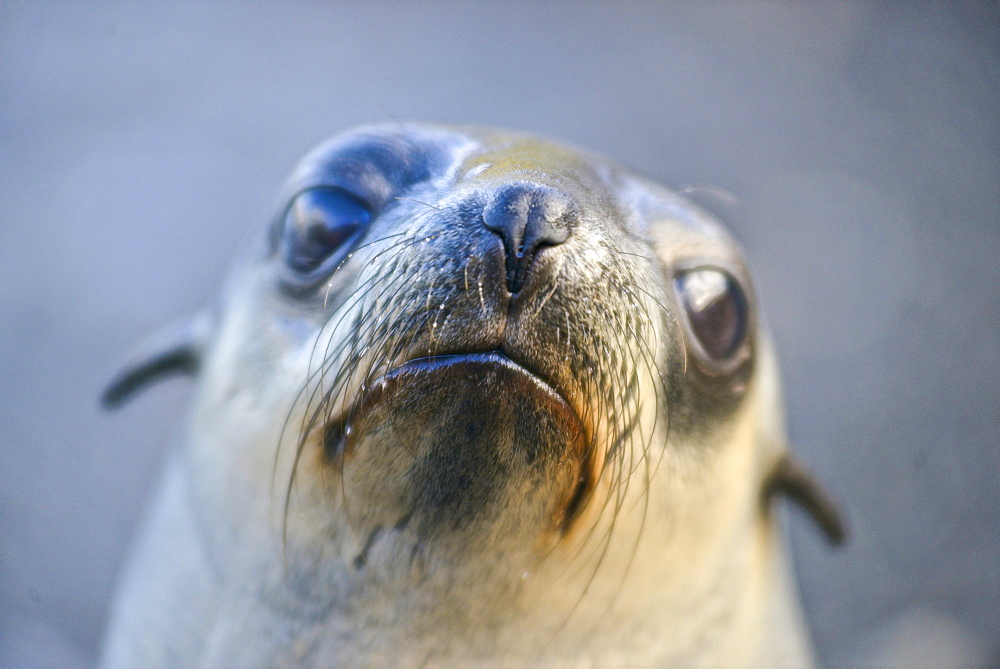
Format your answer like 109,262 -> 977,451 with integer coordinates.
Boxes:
481,183 -> 574,295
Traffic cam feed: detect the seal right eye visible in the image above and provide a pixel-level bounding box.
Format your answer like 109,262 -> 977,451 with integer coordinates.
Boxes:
280,187 -> 372,278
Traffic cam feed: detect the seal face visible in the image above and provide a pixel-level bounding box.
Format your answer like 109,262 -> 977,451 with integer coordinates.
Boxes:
101,123 -> 842,666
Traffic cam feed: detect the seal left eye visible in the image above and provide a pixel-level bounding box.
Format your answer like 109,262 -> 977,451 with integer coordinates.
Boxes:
676,268 -> 748,361
281,187 -> 372,276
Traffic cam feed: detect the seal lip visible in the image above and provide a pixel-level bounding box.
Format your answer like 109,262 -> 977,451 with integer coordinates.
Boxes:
383,351 -> 566,401
342,350 -> 580,437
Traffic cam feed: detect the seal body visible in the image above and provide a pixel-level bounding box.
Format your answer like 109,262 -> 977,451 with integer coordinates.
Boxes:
101,124 -> 839,665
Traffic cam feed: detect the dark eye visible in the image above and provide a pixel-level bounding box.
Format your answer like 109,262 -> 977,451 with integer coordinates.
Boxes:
281,187 -> 372,276
675,268 -> 748,361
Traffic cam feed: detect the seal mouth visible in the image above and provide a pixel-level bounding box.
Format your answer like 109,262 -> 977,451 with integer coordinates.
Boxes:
324,351 -> 595,534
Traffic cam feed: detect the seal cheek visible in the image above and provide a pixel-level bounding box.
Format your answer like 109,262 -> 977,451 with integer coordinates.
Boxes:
333,353 -> 585,545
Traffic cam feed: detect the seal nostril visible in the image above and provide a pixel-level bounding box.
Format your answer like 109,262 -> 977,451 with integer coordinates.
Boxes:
482,183 -> 573,294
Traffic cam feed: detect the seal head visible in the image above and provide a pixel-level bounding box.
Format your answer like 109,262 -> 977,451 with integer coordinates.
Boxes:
101,123 -> 842,665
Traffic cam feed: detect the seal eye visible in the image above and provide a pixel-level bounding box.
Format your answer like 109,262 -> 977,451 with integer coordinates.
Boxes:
676,268 -> 748,360
281,187 -> 372,276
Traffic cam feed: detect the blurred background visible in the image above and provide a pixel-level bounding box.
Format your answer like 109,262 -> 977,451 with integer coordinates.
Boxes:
1,2 -> 997,665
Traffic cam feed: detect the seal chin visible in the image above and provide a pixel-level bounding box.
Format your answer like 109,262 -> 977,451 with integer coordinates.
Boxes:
328,351 -> 589,540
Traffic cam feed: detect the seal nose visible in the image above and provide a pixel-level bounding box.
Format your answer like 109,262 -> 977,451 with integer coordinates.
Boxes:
482,183 -> 573,295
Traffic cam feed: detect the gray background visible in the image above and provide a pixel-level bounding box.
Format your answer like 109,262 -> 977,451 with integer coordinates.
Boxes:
1,2 -> 997,665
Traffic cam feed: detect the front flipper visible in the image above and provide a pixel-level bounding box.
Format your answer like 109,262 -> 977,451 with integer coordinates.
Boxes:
101,311 -> 212,409
763,453 -> 846,546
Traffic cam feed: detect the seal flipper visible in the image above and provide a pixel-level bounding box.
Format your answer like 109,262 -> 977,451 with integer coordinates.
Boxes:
101,311 -> 211,409
763,453 -> 846,546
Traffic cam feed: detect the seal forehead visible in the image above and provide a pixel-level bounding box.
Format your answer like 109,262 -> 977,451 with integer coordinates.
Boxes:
461,136 -> 605,184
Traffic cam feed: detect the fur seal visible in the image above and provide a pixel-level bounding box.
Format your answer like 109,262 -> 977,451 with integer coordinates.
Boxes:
100,123 -> 843,665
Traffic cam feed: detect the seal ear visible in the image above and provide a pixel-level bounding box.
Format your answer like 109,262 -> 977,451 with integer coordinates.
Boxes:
101,311 -> 212,409
763,453 -> 846,546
